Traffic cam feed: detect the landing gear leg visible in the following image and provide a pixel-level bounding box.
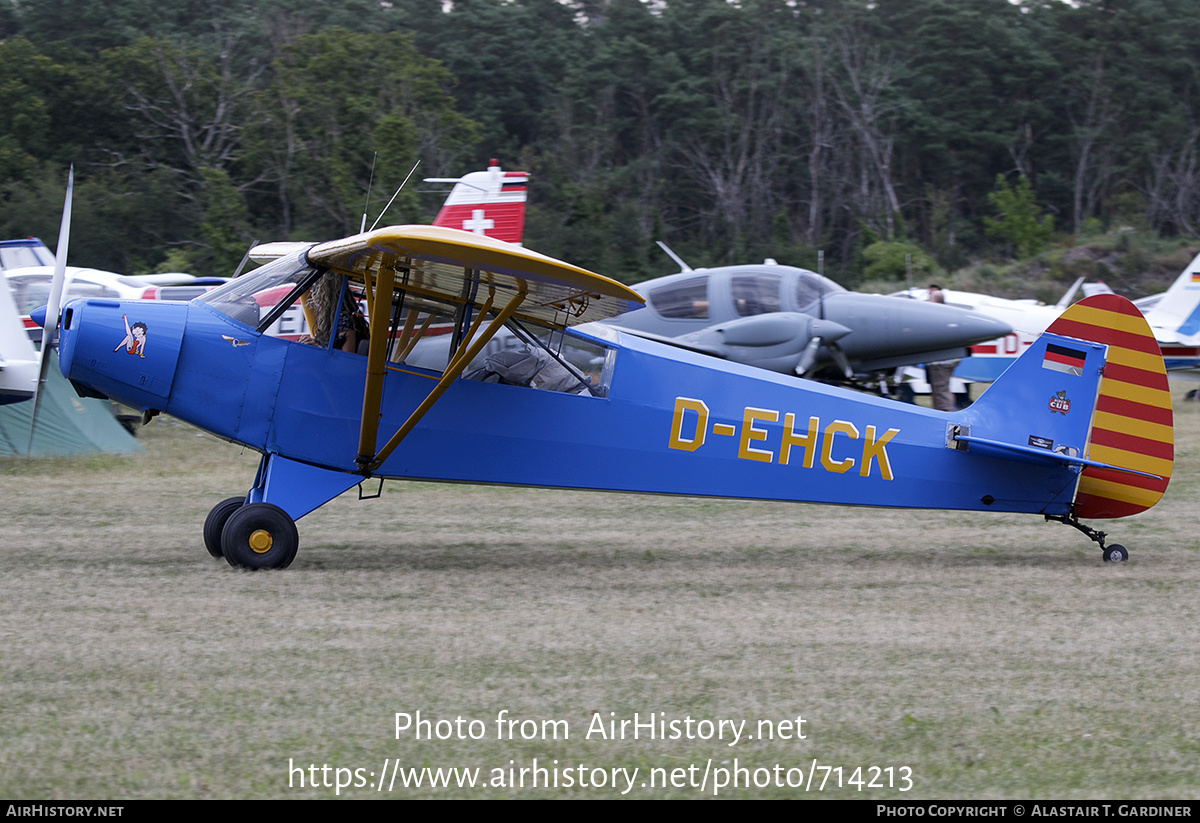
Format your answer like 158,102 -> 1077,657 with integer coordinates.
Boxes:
1045,513 -> 1128,563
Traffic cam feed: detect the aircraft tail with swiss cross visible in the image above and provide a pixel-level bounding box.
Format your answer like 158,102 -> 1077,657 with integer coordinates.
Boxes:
961,293 -> 1173,524
426,159 -> 528,244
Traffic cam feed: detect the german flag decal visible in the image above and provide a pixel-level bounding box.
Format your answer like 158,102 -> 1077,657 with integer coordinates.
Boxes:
1043,343 -> 1088,375
1047,295 -> 1174,518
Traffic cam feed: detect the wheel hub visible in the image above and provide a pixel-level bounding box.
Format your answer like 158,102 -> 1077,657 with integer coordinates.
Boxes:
249,529 -> 274,553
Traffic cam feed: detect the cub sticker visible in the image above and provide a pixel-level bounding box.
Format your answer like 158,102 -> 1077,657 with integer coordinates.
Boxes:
1048,390 -> 1070,415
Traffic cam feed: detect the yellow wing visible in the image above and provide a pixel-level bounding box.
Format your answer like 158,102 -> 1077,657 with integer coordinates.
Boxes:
306,225 -> 642,329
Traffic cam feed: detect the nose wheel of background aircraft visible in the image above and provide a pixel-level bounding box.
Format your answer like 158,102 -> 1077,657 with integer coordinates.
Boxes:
220,503 -> 299,570
203,496 -> 246,558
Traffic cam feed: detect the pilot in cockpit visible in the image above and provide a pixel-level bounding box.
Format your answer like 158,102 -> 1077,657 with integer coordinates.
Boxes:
304,273 -> 367,353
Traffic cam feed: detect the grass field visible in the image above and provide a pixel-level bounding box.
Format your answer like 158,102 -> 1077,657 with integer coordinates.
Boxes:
1,389 -> 1198,799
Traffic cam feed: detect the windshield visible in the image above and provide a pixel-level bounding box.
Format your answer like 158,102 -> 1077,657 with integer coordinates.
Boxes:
794,270 -> 845,309
0,241 -> 54,269
197,250 -> 317,328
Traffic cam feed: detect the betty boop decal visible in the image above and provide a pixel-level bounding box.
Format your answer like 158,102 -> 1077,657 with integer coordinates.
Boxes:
114,315 -> 147,358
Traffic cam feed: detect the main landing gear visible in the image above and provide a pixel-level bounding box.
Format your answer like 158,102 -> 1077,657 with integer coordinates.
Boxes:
1045,513 -> 1129,563
203,496 -> 299,570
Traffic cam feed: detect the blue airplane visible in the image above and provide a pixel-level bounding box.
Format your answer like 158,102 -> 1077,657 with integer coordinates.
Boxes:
47,224 -> 1173,569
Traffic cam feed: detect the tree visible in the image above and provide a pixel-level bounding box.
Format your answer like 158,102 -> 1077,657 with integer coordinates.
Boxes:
984,174 -> 1054,256
249,29 -> 478,239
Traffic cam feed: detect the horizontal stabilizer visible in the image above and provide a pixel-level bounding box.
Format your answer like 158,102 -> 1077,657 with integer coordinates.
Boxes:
953,433 -> 1161,480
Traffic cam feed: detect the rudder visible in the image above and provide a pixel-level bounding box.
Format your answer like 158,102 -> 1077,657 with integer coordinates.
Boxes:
1046,294 -> 1174,518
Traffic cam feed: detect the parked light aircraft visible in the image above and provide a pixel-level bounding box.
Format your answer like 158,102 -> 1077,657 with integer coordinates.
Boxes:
1134,252 -> 1200,373
2,235 -> 227,344
0,238 -> 55,269
45,218 -> 1172,568
601,261 -> 1012,380
894,251 -> 1200,382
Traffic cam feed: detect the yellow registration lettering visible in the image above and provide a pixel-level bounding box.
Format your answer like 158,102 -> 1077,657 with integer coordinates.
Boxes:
779,413 -> 819,468
669,397 -> 709,451
738,407 -> 778,462
860,425 -> 900,480
820,420 -> 859,473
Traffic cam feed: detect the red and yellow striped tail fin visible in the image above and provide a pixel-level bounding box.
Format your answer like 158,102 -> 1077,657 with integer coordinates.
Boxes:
1047,294 -> 1174,519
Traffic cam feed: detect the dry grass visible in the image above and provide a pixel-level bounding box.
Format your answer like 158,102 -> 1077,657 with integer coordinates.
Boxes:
1,396 -> 1199,799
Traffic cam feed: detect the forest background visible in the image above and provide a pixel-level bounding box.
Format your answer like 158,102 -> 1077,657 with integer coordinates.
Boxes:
3,0 -> 1200,300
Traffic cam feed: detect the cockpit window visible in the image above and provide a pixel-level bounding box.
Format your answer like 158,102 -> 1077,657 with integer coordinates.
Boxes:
794,271 -> 845,309
647,277 -> 709,319
731,273 -> 782,316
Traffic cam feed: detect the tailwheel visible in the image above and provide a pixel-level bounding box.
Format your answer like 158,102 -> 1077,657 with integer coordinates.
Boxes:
1103,544 -> 1129,563
221,503 -> 299,570
1046,513 -> 1130,563
203,496 -> 246,558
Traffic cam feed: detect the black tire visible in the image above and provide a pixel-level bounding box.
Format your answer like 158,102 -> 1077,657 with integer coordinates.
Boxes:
221,503 -> 299,570
1103,544 -> 1129,563
203,497 -> 246,558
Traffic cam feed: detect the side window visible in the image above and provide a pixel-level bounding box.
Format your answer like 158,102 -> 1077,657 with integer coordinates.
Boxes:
731,273 -> 782,316
648,277 -> 709,319
462,328 -> 613,397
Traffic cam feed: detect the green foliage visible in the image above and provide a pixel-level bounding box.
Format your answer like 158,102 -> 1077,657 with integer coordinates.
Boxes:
984,175 -> 1054,257
254,28 -> 477,239
2,0 -> 1200,279
196,168 -> 251,278
861,240 -> 938,281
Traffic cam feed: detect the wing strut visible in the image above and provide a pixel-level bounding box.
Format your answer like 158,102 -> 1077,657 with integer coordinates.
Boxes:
354,276 -> 529,474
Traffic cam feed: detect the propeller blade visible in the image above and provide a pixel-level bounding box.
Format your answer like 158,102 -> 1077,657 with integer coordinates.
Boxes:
796,337 -> 822,375
795,320 -> 852,376
830,344 -> 854,380
28,165 -> 73,453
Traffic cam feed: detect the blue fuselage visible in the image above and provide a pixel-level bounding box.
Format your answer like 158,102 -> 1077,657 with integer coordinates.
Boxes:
57,297 -> 1095,518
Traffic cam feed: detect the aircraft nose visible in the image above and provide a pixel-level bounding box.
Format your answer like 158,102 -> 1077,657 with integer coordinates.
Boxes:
942,310 -> 1012,345
820,293 -> 1012,356
58,298 -> 187,411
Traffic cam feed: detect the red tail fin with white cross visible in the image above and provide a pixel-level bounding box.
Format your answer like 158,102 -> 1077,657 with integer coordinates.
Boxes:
426,159 -> 528,245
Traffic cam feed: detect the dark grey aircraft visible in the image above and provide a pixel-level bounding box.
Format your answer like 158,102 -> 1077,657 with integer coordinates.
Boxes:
598,261 -> 1012,380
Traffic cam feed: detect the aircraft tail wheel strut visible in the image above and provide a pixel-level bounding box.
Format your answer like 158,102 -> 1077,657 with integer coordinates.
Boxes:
1045,513 -> 1128,563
